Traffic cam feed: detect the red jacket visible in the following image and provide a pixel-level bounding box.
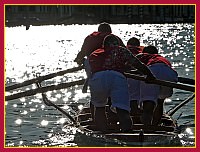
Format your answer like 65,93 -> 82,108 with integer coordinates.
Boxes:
89,46 -> 134,74
136,53 -> 172,67
81,32 -> 110,57
76,32 -> 125,61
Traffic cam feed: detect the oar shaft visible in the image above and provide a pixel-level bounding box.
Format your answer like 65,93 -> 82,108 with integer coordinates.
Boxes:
178,77 -> 195,85
5,79 -> 85,101
125,73 -> 195,92
36,82 -> 77,124
167,93 -> 195,116
6,66 -> 84,91
6,73 -> 195,101
44,96 -> 77,123
127,70 -> 195,85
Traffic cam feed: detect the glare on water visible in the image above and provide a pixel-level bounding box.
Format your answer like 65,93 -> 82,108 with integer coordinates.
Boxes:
5,24 -> 195,147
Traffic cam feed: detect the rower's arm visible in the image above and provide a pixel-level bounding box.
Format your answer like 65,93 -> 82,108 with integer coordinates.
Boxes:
126,52 -> 155,80
74,51 -> 86,65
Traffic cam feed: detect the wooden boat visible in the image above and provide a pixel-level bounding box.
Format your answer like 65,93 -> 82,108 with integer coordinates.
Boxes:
75,105 -> 180,143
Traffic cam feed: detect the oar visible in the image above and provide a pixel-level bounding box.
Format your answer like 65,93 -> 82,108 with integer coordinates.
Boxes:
6,74 -> 195,101
178,77 -> 195,85
125,73 -> 195,92
36,82 -> 91,131
127,70 -> 195,85
5,79 -> 85,101
35,82 -> 77,124
167,93 -> 195,116
6,65 -> 84,91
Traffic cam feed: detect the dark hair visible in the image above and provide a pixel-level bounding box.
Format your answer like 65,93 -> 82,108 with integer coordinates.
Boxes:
143,45 -> 158,54
98,22 -> 112,33
103,34 -> 119,47
127,37 -> 140,46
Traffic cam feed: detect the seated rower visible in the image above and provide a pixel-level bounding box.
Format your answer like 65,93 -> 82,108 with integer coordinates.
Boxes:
126,37 -> 144,123
136,45 -> 178,125
74,23 -> 125,121
88,34 -> 155,132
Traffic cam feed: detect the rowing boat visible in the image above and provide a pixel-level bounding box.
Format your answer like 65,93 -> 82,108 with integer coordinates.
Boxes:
33,81 -> 193,145
74,105 -> 180,143
5,68 -> 194,145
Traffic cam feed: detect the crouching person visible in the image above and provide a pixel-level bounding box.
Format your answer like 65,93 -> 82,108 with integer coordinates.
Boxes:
137,45 -> 178,125
88,35 -> 155,132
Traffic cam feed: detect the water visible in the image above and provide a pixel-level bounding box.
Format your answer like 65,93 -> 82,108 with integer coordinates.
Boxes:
5,24 -> 195,147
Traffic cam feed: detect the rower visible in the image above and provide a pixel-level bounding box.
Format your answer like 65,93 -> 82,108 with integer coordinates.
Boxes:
88,34 -> 155,132
136,45 -> 178,125
74,22 -> 125,122
126,37 -> 144,123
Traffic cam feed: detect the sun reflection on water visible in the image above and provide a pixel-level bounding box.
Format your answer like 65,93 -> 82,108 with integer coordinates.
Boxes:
57,118 -> 67,124
15,119 -> 22,125
5,24 -> 195,147
21,110 -> 28,115
185,128 -> 194,135
41,120 -> 49,127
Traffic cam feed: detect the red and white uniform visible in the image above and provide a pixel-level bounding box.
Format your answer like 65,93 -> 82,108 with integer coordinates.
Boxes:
136,53 -> 178,105
76,32 -> 125,77
88,46 -> 139,111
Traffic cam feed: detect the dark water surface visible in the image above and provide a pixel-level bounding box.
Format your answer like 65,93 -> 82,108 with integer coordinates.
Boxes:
5,24 -> 195,147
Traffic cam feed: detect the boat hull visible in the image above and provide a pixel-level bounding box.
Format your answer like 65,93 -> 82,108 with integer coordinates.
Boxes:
75,106 -> 179,143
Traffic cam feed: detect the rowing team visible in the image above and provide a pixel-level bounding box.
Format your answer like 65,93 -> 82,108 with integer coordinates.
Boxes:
74,22 -> 178,132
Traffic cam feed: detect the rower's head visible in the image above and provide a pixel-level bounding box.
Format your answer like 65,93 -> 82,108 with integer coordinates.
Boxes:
127,37 -> 140,47
103,34 -> 120,48
98,22 -> 112,33
143,45 -> 158,54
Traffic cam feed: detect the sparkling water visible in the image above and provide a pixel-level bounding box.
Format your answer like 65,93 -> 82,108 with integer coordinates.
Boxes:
5,24 -> 195,147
